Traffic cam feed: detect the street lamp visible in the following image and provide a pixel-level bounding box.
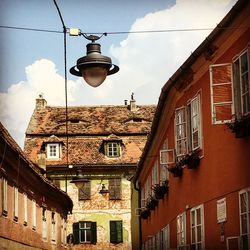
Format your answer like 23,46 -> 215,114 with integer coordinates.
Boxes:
70,34 -> 119,87
70,168 -> 89,189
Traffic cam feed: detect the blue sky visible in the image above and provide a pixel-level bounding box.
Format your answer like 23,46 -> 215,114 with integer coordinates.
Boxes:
0,0 -> 237,147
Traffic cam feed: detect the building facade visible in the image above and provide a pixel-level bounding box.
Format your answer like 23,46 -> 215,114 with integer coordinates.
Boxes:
134,0 -> 250,249
24,95 -> 155,249
0,122 -> 73,250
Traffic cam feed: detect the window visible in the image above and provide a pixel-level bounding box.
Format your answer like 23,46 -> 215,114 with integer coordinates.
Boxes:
42,208 -> 47,240
46,143 -> 60,159
159,139 -> 172,182
175,107 -> 188,158
210,63 -> 233,124
110,220 -> 123,243
191,205 -> 204,249
161,225 -> 170,250
210,47 -> 250,123
239,188 -> 250,250
23,193 -> 28,225
109,178 -> 121,200
152,161 -> 159,186
51,212 -> 56,243
73,221 -> 97,244
2,178 -> 8,216
79,181 -> 91,200
32,200 -> 36,229
175,94 -> 202,160
13,186 -> 18,221
177,212 -> 186,249
233,49 -> 250,118
105,142 -> 120,157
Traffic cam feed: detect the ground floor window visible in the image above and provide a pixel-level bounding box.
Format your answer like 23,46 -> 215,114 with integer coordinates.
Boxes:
110,220 -> 123,243
73,221 -> 97,244
190,204 -> 204,249
239,188 -> 250,250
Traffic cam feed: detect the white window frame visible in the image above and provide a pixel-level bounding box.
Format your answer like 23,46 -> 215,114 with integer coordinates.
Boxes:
32,200 -> 36,229
175,106 -> 188,158
79,222 -> 92,243
42,207 -> 47,240
152,161 -> 159,187
239,188 -> 250,250
106,142 -> 120,157
190,94 -> 202,151
13,186 -> 18,221
190,204 -> 205,249
51,211 -> 56,243
2,178 -> 8,215
23,193 -> 28,225
159,139 -> 171,183
233,48 -> 250,118
61,218 -> 67,245
177,212 -> 186,249
210,63 -> 234,124
161,225 -> 170,250
47,143 -> 60,159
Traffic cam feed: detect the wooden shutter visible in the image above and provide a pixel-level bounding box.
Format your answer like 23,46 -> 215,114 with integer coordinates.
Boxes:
73,222 -> 79,244
109,179 -> 121,200
110,220 -> 123,243
210,63 -> 233,124
78,181 -> 91,200
90,222 -> 97,244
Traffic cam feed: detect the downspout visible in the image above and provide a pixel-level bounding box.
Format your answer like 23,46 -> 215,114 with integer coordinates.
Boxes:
134,180 -> 142,250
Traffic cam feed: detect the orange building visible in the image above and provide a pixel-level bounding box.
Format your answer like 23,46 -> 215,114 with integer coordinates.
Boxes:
134,0 -> 250,249
0,122 -> 73,249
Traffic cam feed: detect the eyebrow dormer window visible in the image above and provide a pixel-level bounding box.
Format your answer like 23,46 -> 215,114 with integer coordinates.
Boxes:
105,142 -> 120,158
46,143 -> 60,159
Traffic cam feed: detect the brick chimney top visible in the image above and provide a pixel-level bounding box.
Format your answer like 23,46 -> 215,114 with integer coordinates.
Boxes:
36,93 -> 47,110
129,92 -> 136,111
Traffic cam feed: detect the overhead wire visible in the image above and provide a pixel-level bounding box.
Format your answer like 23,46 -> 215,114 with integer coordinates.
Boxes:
1,24 -> 249,36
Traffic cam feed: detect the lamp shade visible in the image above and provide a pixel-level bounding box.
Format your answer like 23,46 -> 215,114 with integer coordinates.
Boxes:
70,169 -> 89,189
70,42 -> 119,87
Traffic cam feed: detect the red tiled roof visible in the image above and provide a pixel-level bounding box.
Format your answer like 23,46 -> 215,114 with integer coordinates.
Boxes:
24,103 -> 156,166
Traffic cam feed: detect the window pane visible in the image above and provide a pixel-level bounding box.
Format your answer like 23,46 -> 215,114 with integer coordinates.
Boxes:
241,214 -> 248,234
241,193 -> 247,213
196,208 -> 201,225
197,225 -> 202,241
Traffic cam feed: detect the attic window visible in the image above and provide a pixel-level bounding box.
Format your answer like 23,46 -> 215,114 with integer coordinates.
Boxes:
70,119 -> 80,123
105,142 -> 121,158
46,143 -> 61,159
133,118 -> 143,122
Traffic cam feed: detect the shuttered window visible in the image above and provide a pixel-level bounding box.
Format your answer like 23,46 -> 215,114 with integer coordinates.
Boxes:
2,178 -> 8,216
210,63 -> 233,124
73,221 -> 97,244
109,179 -> 121,200
110,220 -> 123,243
79,181 -> 91,200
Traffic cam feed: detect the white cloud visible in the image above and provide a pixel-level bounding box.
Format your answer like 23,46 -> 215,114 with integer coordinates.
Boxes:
0,0 -> 237,148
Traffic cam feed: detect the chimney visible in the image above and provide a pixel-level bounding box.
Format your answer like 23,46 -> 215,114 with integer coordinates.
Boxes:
36,93 -> 47,110
37,152 -> 46,170
129,93 -> 136,111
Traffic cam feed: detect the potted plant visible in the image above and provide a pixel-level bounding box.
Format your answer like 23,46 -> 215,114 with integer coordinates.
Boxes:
187,151 -> 200,169
226,115 -> 250,138
168,164 -> 183,177
152,180 -> 169,199
146,195 -> 159,210
140,208 -> 151,219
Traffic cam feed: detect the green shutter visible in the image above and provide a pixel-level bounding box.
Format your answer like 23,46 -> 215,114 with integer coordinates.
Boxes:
110,220 -> 123,243
73,222 -> 79,244
90,222 -> 97,244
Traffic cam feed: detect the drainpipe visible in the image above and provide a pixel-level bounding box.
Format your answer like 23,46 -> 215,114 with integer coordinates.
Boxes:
134,180 -> 142,250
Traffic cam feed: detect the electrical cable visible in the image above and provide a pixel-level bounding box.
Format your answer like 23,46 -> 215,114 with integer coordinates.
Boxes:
1,24 -> 249,36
